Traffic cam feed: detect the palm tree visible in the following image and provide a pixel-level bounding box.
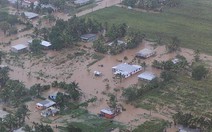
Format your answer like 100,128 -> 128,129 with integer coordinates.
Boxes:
3,114 -> 17,131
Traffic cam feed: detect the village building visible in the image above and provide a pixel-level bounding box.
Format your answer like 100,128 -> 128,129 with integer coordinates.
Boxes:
74,0 -> 91,6
41,107 -> 59,117
136,48 -> 156,59
36,99 -> 56,110
0,110 -> 9,119
100,108 -> 115,119
108,40 -> 127,46
11,44 -> 28,53
138,71 -> 156,81
112,63 -> 142,78
23,12 -> 39,19
80,34 -> 96,42
22,0 -> 38,7
172,58 -> 180,64
28,40 -> 52,49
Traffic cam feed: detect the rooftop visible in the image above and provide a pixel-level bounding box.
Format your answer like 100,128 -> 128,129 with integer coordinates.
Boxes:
74,0 -> 90,4
80,34 -> 96,39
11,44 -> 27,50
138,71 -> 156,81
24,12 -> 39,19
0,110 -> 9,118
41,40 -> 52,47
137,48 -> 155,55
112,63 -> 142,76
100,108 -> 114,115
36,99 -> 55,107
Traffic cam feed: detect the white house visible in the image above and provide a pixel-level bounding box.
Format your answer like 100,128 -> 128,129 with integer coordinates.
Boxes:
11,44 -> 28,53
138,71 -> 156,81
28,40 -> 52,48
112,63 -> 142,78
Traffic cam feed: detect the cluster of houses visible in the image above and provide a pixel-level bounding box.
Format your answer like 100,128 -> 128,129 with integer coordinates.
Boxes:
36,97 -> 59,117
11,40 -> 52,53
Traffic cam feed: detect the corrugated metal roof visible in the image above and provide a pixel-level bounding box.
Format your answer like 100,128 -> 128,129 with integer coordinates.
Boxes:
112,63 -> 142,75
138,71 -> 156,81
12,44 -> 27,50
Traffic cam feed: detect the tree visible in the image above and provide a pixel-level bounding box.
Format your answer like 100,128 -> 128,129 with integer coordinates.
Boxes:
122,86 -> 139,102
34,123 -> 53,132
0,21 -> 10,35
160,70 -> 176,82
65,124 -> 82,132
3,114 -> 17,131
166,36 -> 180,53
192,64 -> 208,80
15,104 -> 30,127
93,36 -> 108,53
29,39 -> 42,54
194,49 -> 200,62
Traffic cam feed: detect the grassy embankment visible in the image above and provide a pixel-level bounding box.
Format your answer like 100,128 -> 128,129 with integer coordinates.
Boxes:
85,0 -> 212,54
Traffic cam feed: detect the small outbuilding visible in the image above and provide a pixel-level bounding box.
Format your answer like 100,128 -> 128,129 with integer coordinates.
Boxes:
0,110 -> 9,119
41,107 -> 59,117
112,63 -> 142,78
11,44 -> 28,53
28,40 -> 52,49
138,71 -> 156,81
23,12 -> 39,19
100,108 -> 115,119
172,58 -> 180,64
74,0 -> 90,6
136,48 -> 156,59
36,99 -> 56,110
80,34 -> 96,42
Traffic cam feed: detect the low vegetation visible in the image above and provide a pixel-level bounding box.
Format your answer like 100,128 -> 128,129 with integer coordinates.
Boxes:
86,0 -> 212,54
133,119 -> 169,132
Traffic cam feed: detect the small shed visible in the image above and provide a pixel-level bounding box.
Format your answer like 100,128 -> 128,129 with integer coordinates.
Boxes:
0,110 -> 9,119
40,40 -> 52,48
11,44 -> 27,53
100,108 -> 115,119
23,12 -> 39,19
41,107 -> 59,117
80,34 -> 96,42
36,99 -> 56,110
28,40 -> 52,49
74,0 -> 90,6
138,71 -> 156,81
172,58 -> 180,64
136,48 -> 156,59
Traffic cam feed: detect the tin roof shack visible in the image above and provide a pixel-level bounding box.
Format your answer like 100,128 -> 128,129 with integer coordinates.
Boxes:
11,44 -> 28,53
0,110 -> 9,119
36,99 -> 56,110
112,63 -> 142,78
28,40 -> 52,49
41,107 -> 59,117
23,12 -> 39,19
100,108 -> 115,119
136,48 -> 156,59
138,71 -> 156,81
74,0 -> 91,6
80,34 -> 96,42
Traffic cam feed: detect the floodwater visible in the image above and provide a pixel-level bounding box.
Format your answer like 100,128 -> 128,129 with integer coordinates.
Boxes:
1,3 -> 212,130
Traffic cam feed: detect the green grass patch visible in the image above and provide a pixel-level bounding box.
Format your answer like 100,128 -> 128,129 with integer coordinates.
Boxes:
85,0 -> 212,54
133,119 -> 169,132
136,74 -> 212,117
59,113 -> 123,132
